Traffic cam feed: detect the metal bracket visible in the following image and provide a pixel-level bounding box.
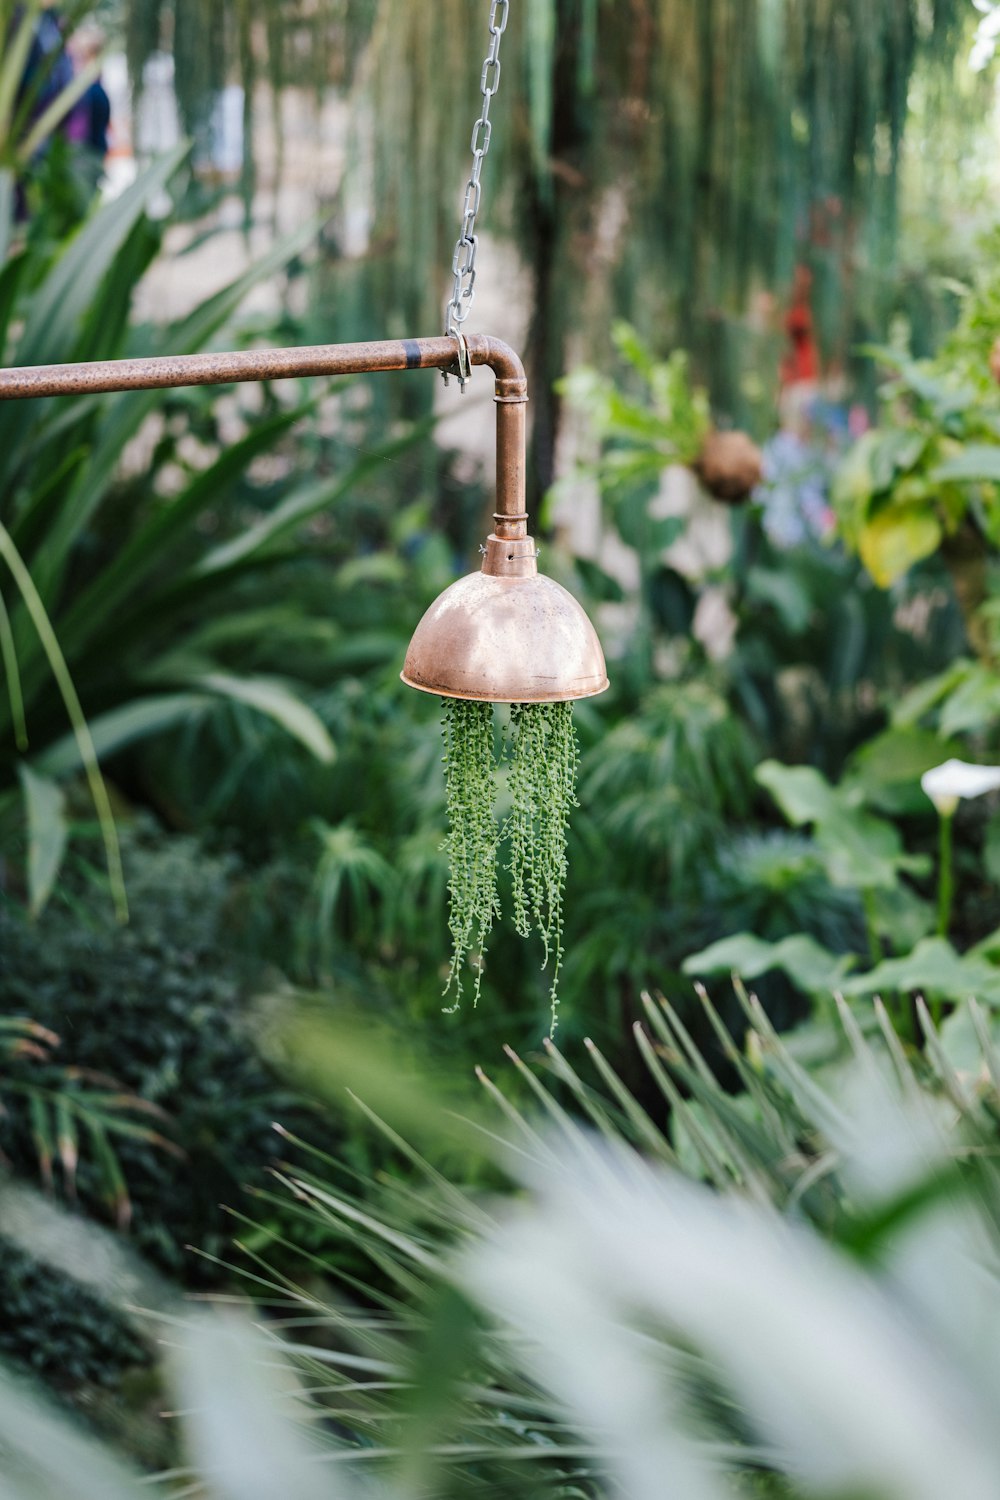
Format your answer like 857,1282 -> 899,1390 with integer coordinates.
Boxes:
441,329 -> 471,393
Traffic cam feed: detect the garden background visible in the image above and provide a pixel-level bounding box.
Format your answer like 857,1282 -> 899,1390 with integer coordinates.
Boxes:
5,2 -> 1000,1497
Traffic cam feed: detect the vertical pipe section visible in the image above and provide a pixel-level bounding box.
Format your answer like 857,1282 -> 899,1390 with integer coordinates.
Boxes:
465,333 -> 528,541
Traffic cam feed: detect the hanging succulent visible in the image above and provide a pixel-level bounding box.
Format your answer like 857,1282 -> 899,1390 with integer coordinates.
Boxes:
440,697 -> 579,1032
440,698 -> 502,1012
505,702 -> 579,1034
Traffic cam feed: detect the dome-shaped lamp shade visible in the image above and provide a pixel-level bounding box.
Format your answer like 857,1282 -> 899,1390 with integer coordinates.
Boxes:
402,534 -> 608,703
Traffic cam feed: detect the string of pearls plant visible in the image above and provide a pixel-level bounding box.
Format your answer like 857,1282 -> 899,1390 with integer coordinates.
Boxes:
440,698 -> 579,1033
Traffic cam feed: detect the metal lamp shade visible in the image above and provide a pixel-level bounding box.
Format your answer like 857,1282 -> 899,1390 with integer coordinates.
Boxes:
401,539 -> 609,703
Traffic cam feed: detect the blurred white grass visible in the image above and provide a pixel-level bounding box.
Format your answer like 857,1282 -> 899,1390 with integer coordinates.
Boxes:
7,998 -> 1000,1499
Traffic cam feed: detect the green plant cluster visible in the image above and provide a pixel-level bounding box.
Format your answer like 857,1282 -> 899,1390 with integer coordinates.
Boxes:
0,1237 -> 150,1391
833,237 -> 1000,593
440,699 -> 579,1029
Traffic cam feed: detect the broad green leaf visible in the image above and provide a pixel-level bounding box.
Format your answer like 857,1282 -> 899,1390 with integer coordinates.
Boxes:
755,761 -> 842,825
17,764 -> 67,916
938,1004 -> 997,1077
816,807 -> 929,891
758,752 -> 929,888
929,444 -> 1000,484
892,661 -> 974,727
936,664 -> 1000,737
840,937 -> 1000,1004
832,429 -> 883,536
682,932 -> 853,994
857,505 -> 942,588
196,673 -> 336,763
845,728 -> 962,816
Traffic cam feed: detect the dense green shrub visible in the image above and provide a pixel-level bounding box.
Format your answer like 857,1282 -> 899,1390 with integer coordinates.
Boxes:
0,821 -> 321,1281
0,1237 -> 150,1390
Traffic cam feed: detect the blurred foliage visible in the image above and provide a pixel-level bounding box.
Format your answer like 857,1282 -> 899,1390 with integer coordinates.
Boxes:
6,16 -> 1000,1484
0,1237 -> 150,1390
14,988 -> 990,1500
0,821 -> 320,1281
834,230 -> 1000,591
120,0 -> 986,496
0,145 -> 398,907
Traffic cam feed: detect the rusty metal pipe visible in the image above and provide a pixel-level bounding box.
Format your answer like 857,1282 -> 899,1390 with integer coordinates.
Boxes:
0,332 -> 524,399
0,330 -> 528,536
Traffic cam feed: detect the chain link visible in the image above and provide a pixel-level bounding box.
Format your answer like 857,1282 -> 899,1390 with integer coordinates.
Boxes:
444,0 -> 509,346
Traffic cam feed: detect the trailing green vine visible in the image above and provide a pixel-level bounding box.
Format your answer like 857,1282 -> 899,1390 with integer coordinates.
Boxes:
441,698 -> 501,1011
506,702 -> 579,1034
440,697 -> 579,1033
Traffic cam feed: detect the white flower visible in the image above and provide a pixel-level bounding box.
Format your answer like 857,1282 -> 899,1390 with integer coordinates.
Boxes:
920,759 -> 1000,817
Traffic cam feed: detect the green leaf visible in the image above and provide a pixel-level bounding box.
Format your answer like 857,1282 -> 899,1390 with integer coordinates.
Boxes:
83,1118 -> 131,1228
55,402 -> 312,654
12,144 -> 189,370
0,521 -> 126,920
28,214 -> 321,610
929,444 -> 1000,484
194,421 -> 431,578
938,1004 -> 1000,1075
758,758 -> 928,889
17,764 -> 67,916
936,664 -> 1000,737
755,761 -> 842,825
196,673 -> 336,763
857,504 -> 942,588
985,814 -> 1000,886
37,693 -> 213,777
840,937 -> 1000,1004
746,566 -> 813,633
892,661 -> 973,727
29,1092 -> 55,1189
682,932 -> 853,994
574,555 -> 627,603
845,728 -> 962,816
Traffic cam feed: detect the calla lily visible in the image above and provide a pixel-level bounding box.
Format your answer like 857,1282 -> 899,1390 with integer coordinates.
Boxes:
921,759 -> 1000,818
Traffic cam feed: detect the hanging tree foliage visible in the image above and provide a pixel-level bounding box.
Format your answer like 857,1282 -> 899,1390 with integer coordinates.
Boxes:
123,0 -> 978,468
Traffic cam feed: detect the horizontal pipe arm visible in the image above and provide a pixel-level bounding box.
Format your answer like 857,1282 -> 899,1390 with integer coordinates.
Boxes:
0,329 -> 529,535
0,332 -> 525,400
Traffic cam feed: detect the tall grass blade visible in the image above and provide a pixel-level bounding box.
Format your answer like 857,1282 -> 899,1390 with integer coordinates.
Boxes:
0,521 -> 126,919
17,764 -> 67,916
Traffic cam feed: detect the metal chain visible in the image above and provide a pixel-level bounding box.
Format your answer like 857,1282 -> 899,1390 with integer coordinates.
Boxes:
444,0 -> 510,355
